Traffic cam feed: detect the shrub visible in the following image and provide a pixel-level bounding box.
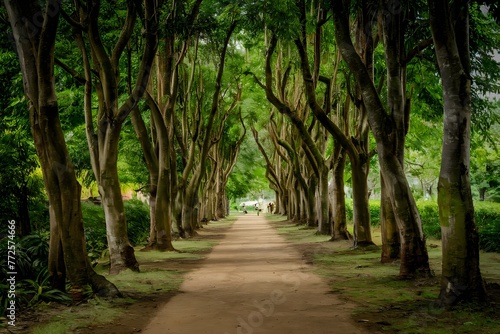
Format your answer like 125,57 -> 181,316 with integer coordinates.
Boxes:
416,200 -> 441,239
81,202 -> 107,263
369,200 -> 381,227
0,233 -> 70,318
124,199 -> 150,246
474,201 -> 500,253
81,199 -> 150,263
343,199 -> 380,227
346,199 -> 500,252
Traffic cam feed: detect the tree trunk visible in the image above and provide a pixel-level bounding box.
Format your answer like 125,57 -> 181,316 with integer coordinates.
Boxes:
379,152 -> 430,277
98,125 -> 139,273
380,172 -> 400,263
79,0 -> 159,273
306,176 -> 317,227
351,157 -> 374,247
130,107 -> 159,250
333,0 -> 430,277
317,166 -> 331,235
182,183 -> 200,237
479,188 -> 486,201
330,149 -> 349,240
147,179 -> 158,248
429,0 -> 486,305
17,184 -> 31,236
5,0 -> 120,299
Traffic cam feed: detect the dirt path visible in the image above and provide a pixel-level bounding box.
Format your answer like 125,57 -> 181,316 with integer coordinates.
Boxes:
142,214 -> 368,334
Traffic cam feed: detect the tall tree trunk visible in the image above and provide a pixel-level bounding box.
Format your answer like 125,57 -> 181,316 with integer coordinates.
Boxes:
351,157 -> 373,247
99,127 -> 139,273
429,0 -> 486,305
333,0 -> 430,277
292,4 -> 370,238
330,148 -> 349,240
5,0 -> 120,298
306,176 -> 318,227
17,184 -> 31,236
317,166 -> 331,234
380,172 -> 400,262
130,107 -> 159,249
178,21 -> 237,236
76,0 -> 159,273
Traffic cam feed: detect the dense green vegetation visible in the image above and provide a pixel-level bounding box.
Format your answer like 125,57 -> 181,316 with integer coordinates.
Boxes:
345,200 -> 500,252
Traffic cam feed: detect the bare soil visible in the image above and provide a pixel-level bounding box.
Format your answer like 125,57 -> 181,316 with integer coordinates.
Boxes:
83,214 -> 370,334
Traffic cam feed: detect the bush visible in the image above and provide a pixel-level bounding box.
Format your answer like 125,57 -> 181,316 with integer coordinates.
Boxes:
0,233 -> 70,318
416,200 -> 441,239
82,199 -> 150,263
343,199 -> 380,226
346,199 -> 500,252
369,200 -> 381,227
81,202 -> 108,263
415,200 -> 500,252
474,201 -> 500,253
124,199 -> 151,246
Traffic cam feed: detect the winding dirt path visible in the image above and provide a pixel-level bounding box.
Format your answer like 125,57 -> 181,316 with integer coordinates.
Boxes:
142,214 -> 368,334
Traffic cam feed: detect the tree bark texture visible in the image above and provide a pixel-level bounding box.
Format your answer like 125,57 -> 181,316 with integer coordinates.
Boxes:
428,0 -> 486,304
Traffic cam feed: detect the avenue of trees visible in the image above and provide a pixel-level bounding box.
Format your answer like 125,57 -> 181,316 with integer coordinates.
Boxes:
1,0 -> 499,311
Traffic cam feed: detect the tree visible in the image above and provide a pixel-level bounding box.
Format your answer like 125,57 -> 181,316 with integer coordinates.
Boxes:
68,0 -> 160,272
134,0 -> 203,249
175,7 -> 239,236
294,0 -> 374,243
4,0 -> 120,298
200,111 -> 246,220
428,0 -> 487,305
332,0 -> 431,277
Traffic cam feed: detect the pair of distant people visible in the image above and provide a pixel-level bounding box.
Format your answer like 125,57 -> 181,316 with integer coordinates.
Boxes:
241,203 -> 261,215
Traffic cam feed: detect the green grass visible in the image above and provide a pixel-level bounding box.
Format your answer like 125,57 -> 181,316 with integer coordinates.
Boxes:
102,268 -> 184,294
266,214 -> 500,334
32,298 -> 123,334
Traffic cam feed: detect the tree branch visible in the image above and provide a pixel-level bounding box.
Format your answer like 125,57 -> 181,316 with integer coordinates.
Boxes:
405,37 -> 433,65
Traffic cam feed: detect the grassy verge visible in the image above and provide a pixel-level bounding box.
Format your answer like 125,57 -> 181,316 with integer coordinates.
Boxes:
266,214 -> 500,334
28,217 -> 236,334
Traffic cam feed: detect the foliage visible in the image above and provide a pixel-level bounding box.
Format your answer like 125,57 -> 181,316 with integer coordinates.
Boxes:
227,133 -> 270,200
345,199 -> 500,252
123,200 -> 151,247
469,3 -> 500,138
344,199 -> 381,227
82,200 -> 150,264
0,234 -> 71,319
474,201 -> 500,252
416,200 -> 442,239
17,268 -> 72,307
117,121 -> 149,187
416,200 -> 500,251
471,123 -> 500,202
0,32 -> 47,236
